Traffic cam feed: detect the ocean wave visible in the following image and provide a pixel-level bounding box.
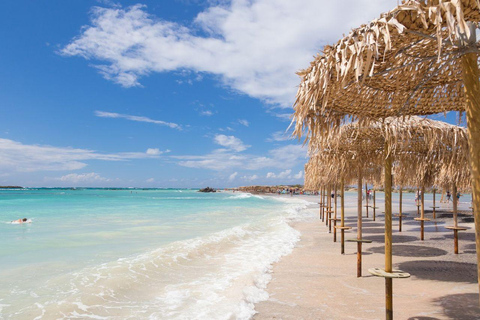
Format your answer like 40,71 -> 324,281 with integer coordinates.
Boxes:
2,203 -> 305,320
227,193 -> 264,200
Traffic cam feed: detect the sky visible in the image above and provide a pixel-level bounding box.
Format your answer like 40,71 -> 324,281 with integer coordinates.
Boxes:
0,0 -> 459,188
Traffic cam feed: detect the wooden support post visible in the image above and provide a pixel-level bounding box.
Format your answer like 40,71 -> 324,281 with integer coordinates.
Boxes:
321,187 -> 325,222
454,229 -> 459,254
460,24 -> 480,284
373,189 -> 376,221
327,184 -> 332,233
433,189 -> 437,219
341,178 -> 346,254
357,166 -> 363,278
365,182 -> 369,218
399,187 -> 403,232
319,191 -> 322,219
334,184 -> 338,242
421,185 -> 425,240
453,184 -> 458,227
384,141 -> 393,320
453,184 -> 459,253
417,188 -> 420,215
326,186 -> 330,227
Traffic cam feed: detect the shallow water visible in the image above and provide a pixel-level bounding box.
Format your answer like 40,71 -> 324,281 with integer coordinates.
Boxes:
0,189 -> 313,319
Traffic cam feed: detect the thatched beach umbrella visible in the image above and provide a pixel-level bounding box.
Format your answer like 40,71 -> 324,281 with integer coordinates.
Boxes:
305,151 -> 377,262
293,0 -> 480,315
304,115 -> 470,317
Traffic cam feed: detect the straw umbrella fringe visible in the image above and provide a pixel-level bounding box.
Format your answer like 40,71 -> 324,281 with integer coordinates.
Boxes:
293,0 -> 480,307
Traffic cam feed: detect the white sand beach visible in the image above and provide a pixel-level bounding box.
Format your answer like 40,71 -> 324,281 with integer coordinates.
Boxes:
254,192 -> 479,319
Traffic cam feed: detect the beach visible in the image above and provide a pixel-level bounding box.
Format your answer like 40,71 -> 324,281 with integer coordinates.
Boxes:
1,188 -> 478,319
254,192 -> 480,319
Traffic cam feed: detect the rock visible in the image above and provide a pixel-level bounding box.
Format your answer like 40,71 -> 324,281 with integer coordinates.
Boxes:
199,187 -> 216,193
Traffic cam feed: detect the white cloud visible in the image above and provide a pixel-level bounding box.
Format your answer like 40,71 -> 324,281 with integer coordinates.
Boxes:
242,174 -> 258,181
266,169 -> 293,179
274,113 -> 292,121
293,171 -> 303,179
267,130 -> 293,142
228,172 -> 238,181
56,172 -> 110,183
174,144 -> 306,171
277,169 -> 292,179
200,110 -> 214,116
146,177 -> 155,182
95,111 -> 181,130
238,119 -> 249,127
214,134 -> 250,152
0,138 -> 162,172
266,172 -> 276,178
61,1 -> 398,107
218,126 -> 234,132
146,148 -> 162,155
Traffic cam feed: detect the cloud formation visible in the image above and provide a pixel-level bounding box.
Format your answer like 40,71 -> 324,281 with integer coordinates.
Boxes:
174,144 -> 306,171
56,172 -> 110,183
61,1 -> 397,107
266,130 -> 293,142
238,119 -> 249,127
0,138 -> 164,172
228,172 -> 238,181
146,148 -> 170,155
95,111 -> 181,130
214,134 -> 250,152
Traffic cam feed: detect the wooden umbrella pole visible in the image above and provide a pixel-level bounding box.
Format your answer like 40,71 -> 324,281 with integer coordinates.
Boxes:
321,187 -> 325,222
326,186 -> 329,225
453,184 -> 459,254
319,189 -> 322,219
341,178 -> 346,254
334,183 -> 338,242
357,166 -> 363,278
384,142 -> 393,320
460,21 -> 480,301
421,185 -> 425,241
417,188 -> 420,215
399,187 -> 403,232
453,184 -> 458,228
365,182 -> 369,218
327,184 -> 332,230
373,189 -> 376,221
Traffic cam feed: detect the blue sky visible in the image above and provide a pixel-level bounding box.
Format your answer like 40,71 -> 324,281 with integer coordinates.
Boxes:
0,0 -> 459,188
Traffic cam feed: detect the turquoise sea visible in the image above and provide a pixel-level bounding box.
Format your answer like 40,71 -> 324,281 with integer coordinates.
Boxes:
0,189 -> 313,319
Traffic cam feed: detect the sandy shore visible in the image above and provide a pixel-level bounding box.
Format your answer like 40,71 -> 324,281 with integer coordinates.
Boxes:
254,192 -> 479,319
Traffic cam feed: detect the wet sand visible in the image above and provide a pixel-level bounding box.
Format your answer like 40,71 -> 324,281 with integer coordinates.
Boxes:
254,193 -> 479,319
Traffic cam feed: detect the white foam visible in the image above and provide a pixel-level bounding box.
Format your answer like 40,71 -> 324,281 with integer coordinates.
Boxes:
228,193 -> 264,200
2,197 -> 310,319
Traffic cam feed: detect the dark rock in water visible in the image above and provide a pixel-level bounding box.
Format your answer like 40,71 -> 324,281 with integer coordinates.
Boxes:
199,187 -> 216,193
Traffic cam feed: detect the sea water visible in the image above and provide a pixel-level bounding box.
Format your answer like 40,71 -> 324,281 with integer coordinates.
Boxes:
0,189 -> 314,319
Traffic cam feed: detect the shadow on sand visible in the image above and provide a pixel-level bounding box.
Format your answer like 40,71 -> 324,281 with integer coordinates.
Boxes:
398,260 -> 477,283
434,293 -> 480,319
360,227 -> 387,234
464,243 -> 477,251
363,235 -> 418,243
443,232 -> 476,242
368,245 -> 448,257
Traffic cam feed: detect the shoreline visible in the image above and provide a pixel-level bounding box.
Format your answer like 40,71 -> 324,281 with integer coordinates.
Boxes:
254,192 -> 479,319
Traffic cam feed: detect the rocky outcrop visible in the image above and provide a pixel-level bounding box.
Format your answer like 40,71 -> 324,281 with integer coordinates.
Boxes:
199,187 -> 216,193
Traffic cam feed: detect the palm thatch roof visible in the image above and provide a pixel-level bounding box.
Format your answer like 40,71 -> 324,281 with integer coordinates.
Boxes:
304,117 -> 470,190
293,0 -> 480,141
